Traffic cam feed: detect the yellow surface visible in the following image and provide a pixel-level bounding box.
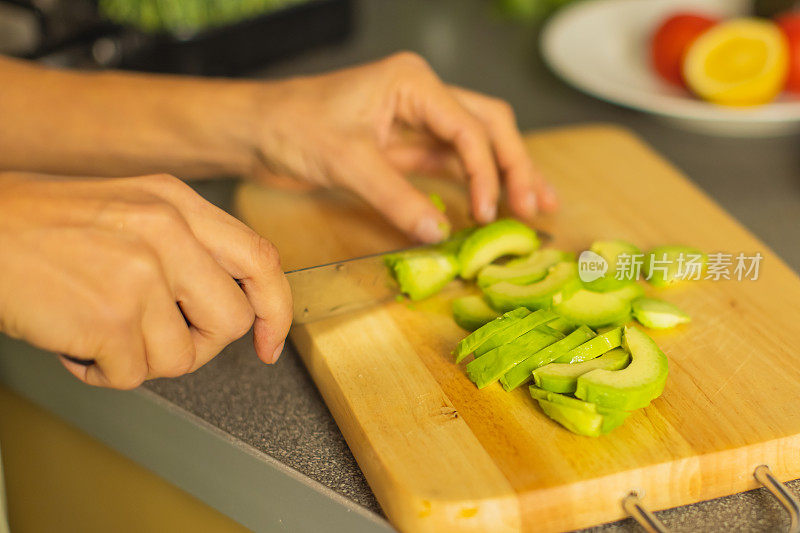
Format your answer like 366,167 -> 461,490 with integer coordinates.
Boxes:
684,18 -> 788,106
237,125 -> 800,532
0,386 -> 250,533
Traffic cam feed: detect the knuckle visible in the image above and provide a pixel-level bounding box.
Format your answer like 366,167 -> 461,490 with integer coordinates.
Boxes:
492,99 -> 515,122
251,236 -> 283,272
122,244 -> 162,285
387,50 -> 430,71
136,200 -> 184,229
141,173 -> 183,189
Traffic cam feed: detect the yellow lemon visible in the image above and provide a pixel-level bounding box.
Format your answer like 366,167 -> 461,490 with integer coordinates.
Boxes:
683,18 -> 789,106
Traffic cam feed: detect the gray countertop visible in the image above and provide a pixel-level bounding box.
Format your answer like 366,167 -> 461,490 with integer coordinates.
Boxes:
4,0 -> 800,532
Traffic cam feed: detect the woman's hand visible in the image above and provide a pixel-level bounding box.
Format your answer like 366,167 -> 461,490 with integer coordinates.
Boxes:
0,173 -> 292,389
251,52 -> 557,243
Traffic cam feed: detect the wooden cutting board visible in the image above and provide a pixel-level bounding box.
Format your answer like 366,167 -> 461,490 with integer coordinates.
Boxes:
235,125 -> 800,533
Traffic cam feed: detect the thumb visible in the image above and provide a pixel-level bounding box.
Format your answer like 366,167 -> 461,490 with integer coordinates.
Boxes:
335,143 -> 450,243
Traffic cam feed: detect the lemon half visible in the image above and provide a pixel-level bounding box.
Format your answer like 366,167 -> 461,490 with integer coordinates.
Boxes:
683,18 -> 789,106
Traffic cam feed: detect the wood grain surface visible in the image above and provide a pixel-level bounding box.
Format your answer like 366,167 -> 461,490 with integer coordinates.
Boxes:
235,125 -> 800,532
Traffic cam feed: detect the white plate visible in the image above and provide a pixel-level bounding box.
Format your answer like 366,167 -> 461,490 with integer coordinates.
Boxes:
541,0 -> 800,136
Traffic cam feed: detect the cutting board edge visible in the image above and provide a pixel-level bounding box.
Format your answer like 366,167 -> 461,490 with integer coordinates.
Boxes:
289,325 -> 524,533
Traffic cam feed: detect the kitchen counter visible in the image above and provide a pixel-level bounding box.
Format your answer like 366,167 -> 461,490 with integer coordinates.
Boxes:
2,1 -> 800,532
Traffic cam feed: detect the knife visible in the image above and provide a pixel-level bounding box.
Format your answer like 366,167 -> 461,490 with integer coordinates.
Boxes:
287,230 -> 552,325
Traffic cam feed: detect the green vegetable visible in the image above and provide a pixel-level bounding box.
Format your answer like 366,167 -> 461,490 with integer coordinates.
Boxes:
429,192 -> 446,213
553,327 -> 622,364
484,262 -> 581,312
643,245 -> 706,287
451,295 -> 500,331
533,348 -> 630,393
474,309 -> 558,357
545,317 -> 575,334
500,325 -> 596,390
582,240 -> 642,292
575,326 -> 669,410
530,387 -> 631,437
477,249 -> 569,288
384,249 -> 459,301
454,307 -> 530,363
632,297 -> 691,329
603,283 -> 645,302
467,327 -> 564,388
554,289 -> 632,329
457,219 -> 540,279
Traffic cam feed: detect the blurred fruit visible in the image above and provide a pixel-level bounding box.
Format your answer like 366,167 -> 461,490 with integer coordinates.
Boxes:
651,13 -> 719,86
683,18 -> 789,105
776,12 -> 800,92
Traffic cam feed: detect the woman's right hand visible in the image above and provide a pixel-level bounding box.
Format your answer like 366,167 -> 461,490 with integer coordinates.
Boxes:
0,173 -> 292,389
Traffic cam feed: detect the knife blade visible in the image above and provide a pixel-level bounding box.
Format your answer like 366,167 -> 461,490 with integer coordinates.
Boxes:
286,230 -> 552,325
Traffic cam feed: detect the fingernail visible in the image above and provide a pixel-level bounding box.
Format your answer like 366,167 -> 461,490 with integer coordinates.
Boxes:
414,216 -> 447,243
523,191 -> 538,217
479,203 -> 497,223
270,342 -> 285,364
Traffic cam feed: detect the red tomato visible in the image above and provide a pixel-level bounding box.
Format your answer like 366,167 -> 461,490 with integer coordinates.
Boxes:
777,12 -> 800,92
651,12 -> 719,86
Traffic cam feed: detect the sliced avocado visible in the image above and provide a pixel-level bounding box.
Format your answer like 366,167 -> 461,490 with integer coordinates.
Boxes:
384,249 -> 460,301
533,348 -> 631,393
554,289 -> 632,328
546,316 -> 575,335
474,309 -> 558,357
484,262 -> 581,312
477,249 -> 568,288
500,325 -> 596,390
452,295 -> 500,331
632,297 -> 691,329
458,219 -> 540,279
643,245 -> 706,287
582,240 -> 642,292
553,327 -> 622,364
454,307 -> 529,363
604,283 -> 645,302
467,326 -> 563,389
575,326 -> 669,410
530,387 -> 631,436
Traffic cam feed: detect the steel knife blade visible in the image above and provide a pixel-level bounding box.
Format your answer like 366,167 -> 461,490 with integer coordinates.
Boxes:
285,230 -> 552,325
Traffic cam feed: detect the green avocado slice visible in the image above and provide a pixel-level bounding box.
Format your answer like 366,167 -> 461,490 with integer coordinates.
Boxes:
530,387 -> 631,436
553,327 -> 622,364
384,249 -> 460,301
643,245 -> 706,287
575,326 -> 669,410
500,325 -> 596,391
454,307 -> 529,363
631,297 -> 691,329
477,249 -> 569,288
467,327 -> 564,389
554,289 -> 632,328
473,309 -> 558,357
484,262 -> 581,312
451,295 -> 500,331
458,219 -> 540,279
533,348 -> 631,393
582,239 -> 642,292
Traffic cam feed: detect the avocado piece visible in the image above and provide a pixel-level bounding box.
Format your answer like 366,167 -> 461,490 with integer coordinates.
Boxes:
458,219 -> 540,279
484,262 -> 581,312
530,387 -> 631,436
384,249 -> 460,301
604,283 -> 645,302
473,309 -> 559,357
467,326 -> 564,388
632,297 -> 691,329
643,245 -> 706,287
575,326 -> 669,410
533,348 -> 631,393
553,327 -> 622,364
452,295 -> 500,331
454,307 -> 530,362
500,325 -> 596,390
554,289 -> 632,329
477,249 -> 569,288
581,240 -> 642,292
545,317 -> 575,335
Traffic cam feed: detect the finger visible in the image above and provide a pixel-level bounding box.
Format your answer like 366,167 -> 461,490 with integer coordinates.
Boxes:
60,328 -> 148,390
140,282 -> 196,379
384,142 -> 465,180
336,142 -> 451,243
389,55 -> 499,222
450,87 -> 558,216
131,175 -> 292,365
